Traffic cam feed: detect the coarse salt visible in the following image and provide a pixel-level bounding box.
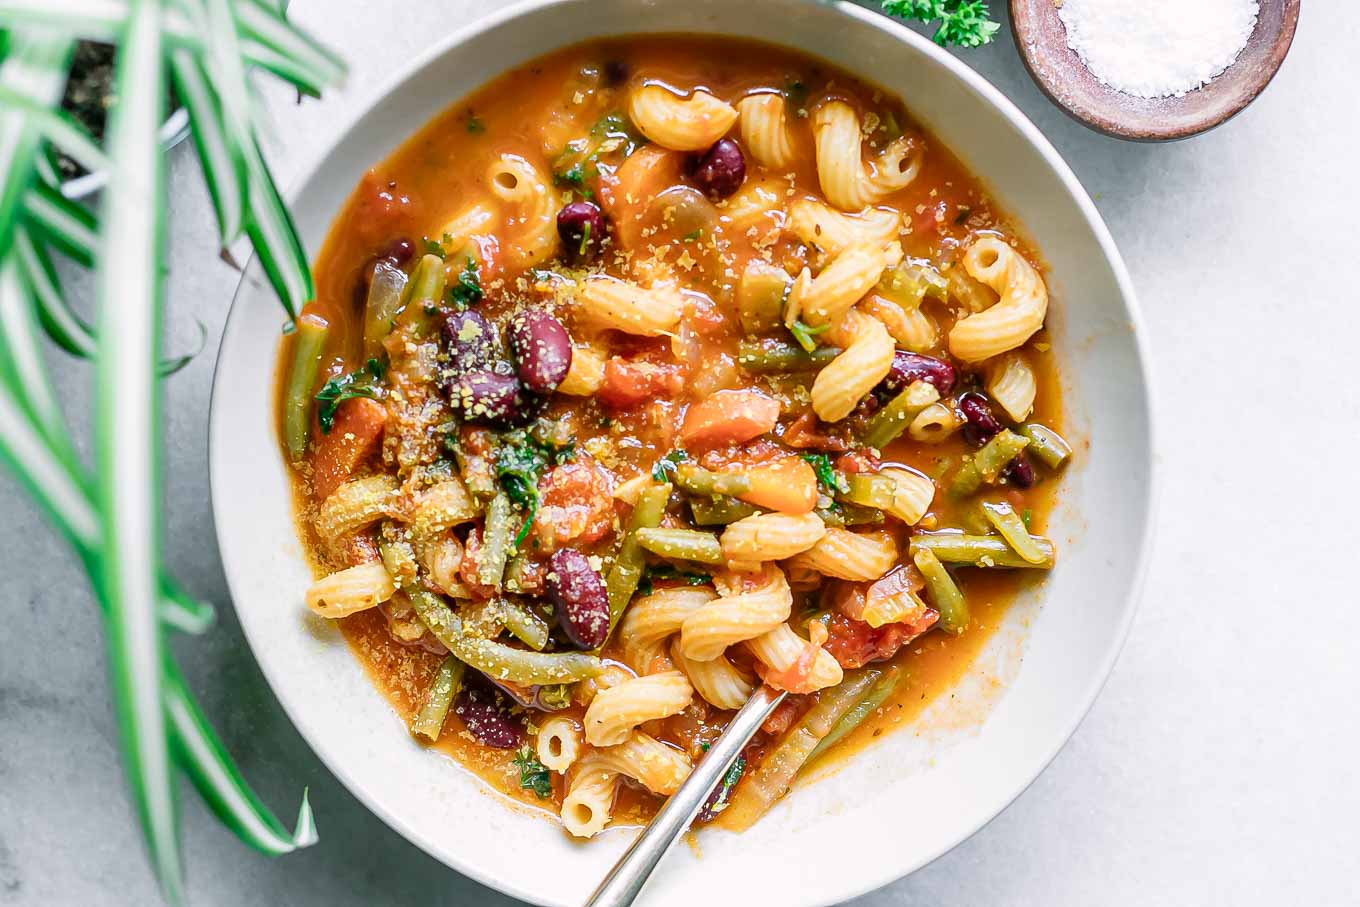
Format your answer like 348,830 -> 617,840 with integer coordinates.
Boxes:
1057,0 -> 1260,99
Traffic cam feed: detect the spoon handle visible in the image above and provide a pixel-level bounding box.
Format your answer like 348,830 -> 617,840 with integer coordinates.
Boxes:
584,685 -> 786,907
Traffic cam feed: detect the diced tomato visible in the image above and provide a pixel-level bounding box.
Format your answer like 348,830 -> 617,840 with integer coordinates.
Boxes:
823,609 -> 939,669
734,455 -> 818,514
311,397 -> 387,500
598,356 -> 684,409
780,411 -> 850,452
533,457 -> 618,552
679,389 -> 780,448
834,449 -> 881,476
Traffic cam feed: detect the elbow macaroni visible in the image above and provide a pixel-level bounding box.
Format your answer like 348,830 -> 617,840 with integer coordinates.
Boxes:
305,561 -> 395,618
628,85 -> 739,151
577,274 -> 686,336
746,623 -> 843,693
812,100 -> 922,211
862,293 -> 937,352
879,467 -> 935,526
561,756 -> 620,838
670,638 -> 754,710
719,512 -> 827,567
787,200 -> 900,258
737,93 -> 796,168
536,715 -> 584,773
786,528 -> 898,581
487,154 -> 558,269
583,671 -> 694,747
812,314 -> 895,422
679,565 -> 793,662
616,586 -> 716,675
948,236 -> 1049,363
986,351 -> 1038,421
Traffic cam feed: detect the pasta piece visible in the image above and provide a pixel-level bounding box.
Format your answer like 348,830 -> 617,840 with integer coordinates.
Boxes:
737,93 -> 796,168
746,622 -> 843,693
417,531 -> 466,597
787,200 -> 900,258
802,243 -> 902,328
435,204 -> 493,258
628,84 -> 739,151
986,351 -> 1037,422
812,100 -> 922,211
593,731 -> 693,796
408,477 -> 479,542
722,179 -> 786,232
487,154 -> 558,268
561,755 -> 621,838
786,528 -> 897,581
858,568 -> 930,628
879,468 -> 935,526
616,586 -> 716,674
908,401 -> 962,442
719,512 -> 826,567
680,565 -> 792,662
557,343 -> 606,396
576,663 -> 635,707
576,274 -> 685,336
583,671 -> 694,746
305,561 -> 395,618
670,637 -> 754,710
862,293 -> 937,352
315,474 -> 400,543
811,315 -> 894,422
536,715 -> 584,773
948,236 -> 1049,362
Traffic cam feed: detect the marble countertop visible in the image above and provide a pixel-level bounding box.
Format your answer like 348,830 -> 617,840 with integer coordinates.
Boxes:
2,2 -> 1356,905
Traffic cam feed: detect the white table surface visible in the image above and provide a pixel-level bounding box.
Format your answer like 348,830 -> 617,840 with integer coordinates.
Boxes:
2,2 -> 1357,905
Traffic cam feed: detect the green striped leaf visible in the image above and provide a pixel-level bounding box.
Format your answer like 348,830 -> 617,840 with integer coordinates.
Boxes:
22,178 -> 98,266
93,1 -> 183,900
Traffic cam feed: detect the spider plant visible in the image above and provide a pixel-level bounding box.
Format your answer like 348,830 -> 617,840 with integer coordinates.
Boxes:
0,1 -> 343,901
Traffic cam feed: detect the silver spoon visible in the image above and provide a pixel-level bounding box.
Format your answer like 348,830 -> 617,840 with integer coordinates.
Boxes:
584,685 -> 786,907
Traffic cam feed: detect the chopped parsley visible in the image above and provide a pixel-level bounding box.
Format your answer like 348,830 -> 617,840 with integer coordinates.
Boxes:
638,565 -> 712,597
789,318 -> 830,353
315,358 -> 385,433
466,114 -> 485,134
697,753 -> 746,823
422,233 -> 453,258
651,449 -> 689,483
879,0 -> 1000,48
682,228 -> 703,243
495,433 -> 577,547
553,161 -> 595,199
447,257 -> 483,308
512,747 -> 553,799
802,452 -> 850,495
782,78 -> 809,109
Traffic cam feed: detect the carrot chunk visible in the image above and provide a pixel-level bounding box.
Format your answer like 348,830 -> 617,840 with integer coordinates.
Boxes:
311,397 -> 387,500
679,389 -> 780,448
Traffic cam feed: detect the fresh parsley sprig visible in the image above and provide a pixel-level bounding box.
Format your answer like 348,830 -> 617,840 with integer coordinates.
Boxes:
513,747 -> 553,799
315,358 -> 386,433
802,452 -> 850,495
495,433 -> 578,547
880,0 -> 1001,48
448,257 -> 483,308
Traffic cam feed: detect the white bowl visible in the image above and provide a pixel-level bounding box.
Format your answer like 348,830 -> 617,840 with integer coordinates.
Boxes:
209,1 -> 1156,904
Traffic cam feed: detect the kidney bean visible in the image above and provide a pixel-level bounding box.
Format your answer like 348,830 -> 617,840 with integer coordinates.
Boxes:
442,309 -> 500,375
545,548 -> 611,649
1004,452 -> 1036,488
879,351 -> 956,397
604,60 -> 629,86
690,138 -> 746,200
958,392 -> 1003,448
557,201 -> 606,260
383,237 -> 416,266
448,369 -> 526,427
508,309 -> 573,394
453,683 -> 524,749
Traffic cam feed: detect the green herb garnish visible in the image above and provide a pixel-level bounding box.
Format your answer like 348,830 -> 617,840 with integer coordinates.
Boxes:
880,0 -> 1000,48
315,358 -> 386,433
512,747 -> 553,799
699,754 -> 746,821
801,452 -> 850,495
447,257 -> 483,308
789,319 -> 830,353
495,434 -> 577,546
422,232 -> 453,258
638,565 -> 712,597
783,78 -> 809,109
651,449 -> 689,482
553,161 -> 595,199
682,228 -> 703,243
466,114 -> 485,134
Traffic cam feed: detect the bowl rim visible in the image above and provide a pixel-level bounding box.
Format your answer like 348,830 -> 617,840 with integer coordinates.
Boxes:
208,1 -> 1159,902
1010,0 -> 1302,141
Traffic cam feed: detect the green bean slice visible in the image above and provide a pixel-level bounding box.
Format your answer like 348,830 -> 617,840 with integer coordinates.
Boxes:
863,380 -> 939,450
673,463 -> 752,498
838,473 -> 897,510
477,491 -> 514,589
912,546 -> 969,633
502,598 -> 551,651
282,313 -> 328,461
806,666 -> 902,766
980,501 -> 1047,565
910,533 -> 1055,569
634,527 -> 724,565
949,429 -> 1030,497
408,588 -> 603,684
605,483 -> 671,638
689,495 -> 759,526
411,656 -> 465,741
737,339 -> 841,373
1020,423 -> 1072,469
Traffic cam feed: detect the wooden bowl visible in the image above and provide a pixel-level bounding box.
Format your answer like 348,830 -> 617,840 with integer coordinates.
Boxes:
1011,0 -> 1300,141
